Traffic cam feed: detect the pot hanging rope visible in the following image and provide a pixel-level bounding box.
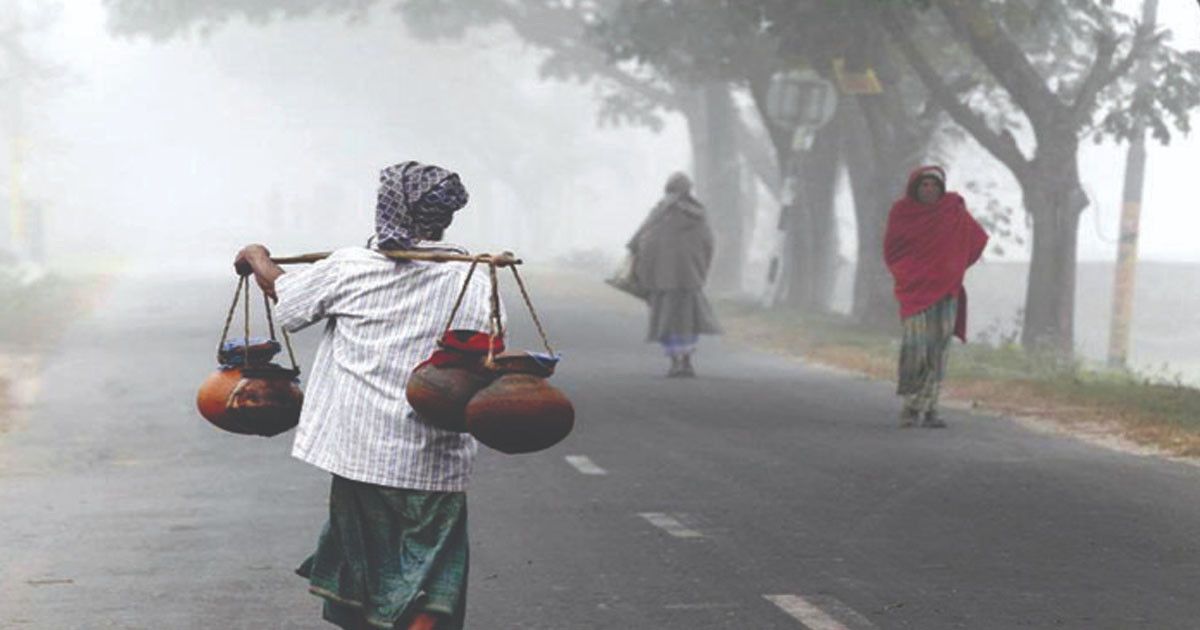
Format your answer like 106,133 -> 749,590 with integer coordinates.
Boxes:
402,254 -> 574,452
270,249 -> 574,454
463,260 -> 574,455
196,275 -> 303,437
407,258 -> 506,432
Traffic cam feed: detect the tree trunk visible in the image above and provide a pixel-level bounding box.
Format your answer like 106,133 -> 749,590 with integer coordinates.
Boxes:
780,120 -> 840,311
832,16 -> 933,329
842,98 -> 906,329
803,120 -> 842,312
1018,148 -> 1087,355
685,83 -> 745,294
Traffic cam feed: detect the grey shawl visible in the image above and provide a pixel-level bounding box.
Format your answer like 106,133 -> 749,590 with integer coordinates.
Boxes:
628,193 -> 714,291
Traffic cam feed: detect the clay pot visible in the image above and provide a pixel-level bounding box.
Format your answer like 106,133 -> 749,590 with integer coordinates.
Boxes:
197,339 -> 303,437
407,352 -> 494,432
197,364 -> 303,437
197,366 -> 245,430
406,330 -> 505,432
465,353 -> 574,454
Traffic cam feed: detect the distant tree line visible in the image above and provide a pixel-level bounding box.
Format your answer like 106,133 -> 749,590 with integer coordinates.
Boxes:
103,0 -> 1200,358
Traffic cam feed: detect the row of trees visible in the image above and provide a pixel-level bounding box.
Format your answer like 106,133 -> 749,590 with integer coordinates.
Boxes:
102,0 -> 1200,357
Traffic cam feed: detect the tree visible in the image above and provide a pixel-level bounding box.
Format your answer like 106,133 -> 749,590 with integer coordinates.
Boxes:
740,0 -> 973,324
104,0 -> 784,293
589,0 -> 849,307
877,0 -> 1200,354
400,1 -> 764,293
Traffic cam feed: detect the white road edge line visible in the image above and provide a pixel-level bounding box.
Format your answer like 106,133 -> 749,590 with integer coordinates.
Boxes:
765,594 -> 876,630
638,512 -> 704,538
564,455 -> 608,475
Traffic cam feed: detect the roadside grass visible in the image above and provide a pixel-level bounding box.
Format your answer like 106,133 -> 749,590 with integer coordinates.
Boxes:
715,299 -> 1200,458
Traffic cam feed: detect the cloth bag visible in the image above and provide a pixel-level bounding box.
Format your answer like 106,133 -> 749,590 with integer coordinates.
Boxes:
604,253 -> 648,300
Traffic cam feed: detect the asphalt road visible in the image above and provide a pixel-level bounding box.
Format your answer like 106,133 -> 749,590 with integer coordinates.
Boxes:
2,269 -> 1199,629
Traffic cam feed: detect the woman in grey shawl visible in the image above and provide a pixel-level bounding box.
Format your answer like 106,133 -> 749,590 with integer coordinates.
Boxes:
628,172 -> 722,377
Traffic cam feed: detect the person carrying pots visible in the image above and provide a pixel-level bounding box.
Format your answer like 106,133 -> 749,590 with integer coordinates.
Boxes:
626,172 -> 722,377
883,165 -> 988,429
234,161 -> 500,630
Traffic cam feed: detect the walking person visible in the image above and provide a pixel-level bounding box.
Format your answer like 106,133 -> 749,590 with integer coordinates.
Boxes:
234,161 -> 498,630
884,166 -> 988,428
627,172 -> 722,377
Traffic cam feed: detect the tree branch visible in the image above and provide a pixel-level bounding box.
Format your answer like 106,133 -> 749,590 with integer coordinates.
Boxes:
1069,30 -> 1118,121
734,114 -> 781,197
585,52 -> 684,108
500,2 -> 782,192
489,2 -> 681,109
879,6 -> 1030,177
933,0 -> 1063,126
1072,26 -> 1156,125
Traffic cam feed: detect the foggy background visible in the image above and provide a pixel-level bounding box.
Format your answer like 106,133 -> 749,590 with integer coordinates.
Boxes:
2,0 -> 1199,379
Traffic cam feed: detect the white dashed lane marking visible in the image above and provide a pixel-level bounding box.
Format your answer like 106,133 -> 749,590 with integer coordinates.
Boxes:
764,594 -> 878,630
564,455 -> 607,475
637,512 -> 704,538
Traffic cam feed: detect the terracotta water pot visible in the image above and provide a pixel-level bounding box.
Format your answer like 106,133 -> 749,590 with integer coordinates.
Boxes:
197,339 -> 303,437
465,353 -> 574,454
197,364 -> 303,436
406,331 -> 504,432
407,353 -> 493,433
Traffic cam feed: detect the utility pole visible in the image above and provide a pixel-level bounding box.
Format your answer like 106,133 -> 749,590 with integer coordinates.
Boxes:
1107,0 -> 1159,368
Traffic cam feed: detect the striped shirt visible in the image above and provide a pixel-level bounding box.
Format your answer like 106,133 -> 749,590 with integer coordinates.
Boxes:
274,244 -> 502,491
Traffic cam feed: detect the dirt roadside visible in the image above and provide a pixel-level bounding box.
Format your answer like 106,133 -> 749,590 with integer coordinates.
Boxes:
714,301 -> 1200,465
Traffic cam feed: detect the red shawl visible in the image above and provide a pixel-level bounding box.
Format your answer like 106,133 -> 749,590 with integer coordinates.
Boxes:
883,168 -> 989,341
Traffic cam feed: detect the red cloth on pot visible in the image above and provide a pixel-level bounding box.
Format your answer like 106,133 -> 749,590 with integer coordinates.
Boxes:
884,168 -> 989,341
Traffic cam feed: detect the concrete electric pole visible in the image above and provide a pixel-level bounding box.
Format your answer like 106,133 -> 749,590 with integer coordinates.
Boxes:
1107,0 -> 1159,369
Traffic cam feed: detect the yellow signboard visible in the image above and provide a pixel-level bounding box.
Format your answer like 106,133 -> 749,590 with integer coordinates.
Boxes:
833,58 -> 884,95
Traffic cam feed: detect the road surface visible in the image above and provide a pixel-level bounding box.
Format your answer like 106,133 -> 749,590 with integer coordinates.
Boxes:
2,269 -> 1199,629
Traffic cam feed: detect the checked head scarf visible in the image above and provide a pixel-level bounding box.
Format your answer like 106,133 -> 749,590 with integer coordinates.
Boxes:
375,161 -> 469,250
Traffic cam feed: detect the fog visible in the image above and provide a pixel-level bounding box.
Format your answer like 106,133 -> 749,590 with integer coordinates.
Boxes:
6,6 -> 1200,626
4,1 -> 1197,273
7,1 -> 691,274
2,0 -> 1199,379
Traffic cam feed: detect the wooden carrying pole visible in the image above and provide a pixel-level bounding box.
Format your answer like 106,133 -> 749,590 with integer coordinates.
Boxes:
271,251 -> 522,267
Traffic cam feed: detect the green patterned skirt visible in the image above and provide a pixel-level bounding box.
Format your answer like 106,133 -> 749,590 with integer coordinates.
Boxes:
897,295 -> 958,412
296,476 -> 469,630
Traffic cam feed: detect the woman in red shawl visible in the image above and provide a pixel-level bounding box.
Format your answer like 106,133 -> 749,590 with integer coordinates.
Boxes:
884,166 -> 988,428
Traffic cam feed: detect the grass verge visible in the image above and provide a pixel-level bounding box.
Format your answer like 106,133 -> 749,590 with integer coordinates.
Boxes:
715,299 -> 1200,458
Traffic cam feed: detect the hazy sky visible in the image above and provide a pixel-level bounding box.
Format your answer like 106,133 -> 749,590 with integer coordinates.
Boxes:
7,0 -> 1200,274
22,1 -> 690,272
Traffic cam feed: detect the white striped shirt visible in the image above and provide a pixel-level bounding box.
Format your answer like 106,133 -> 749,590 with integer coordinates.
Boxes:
274,244 -> 502,491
